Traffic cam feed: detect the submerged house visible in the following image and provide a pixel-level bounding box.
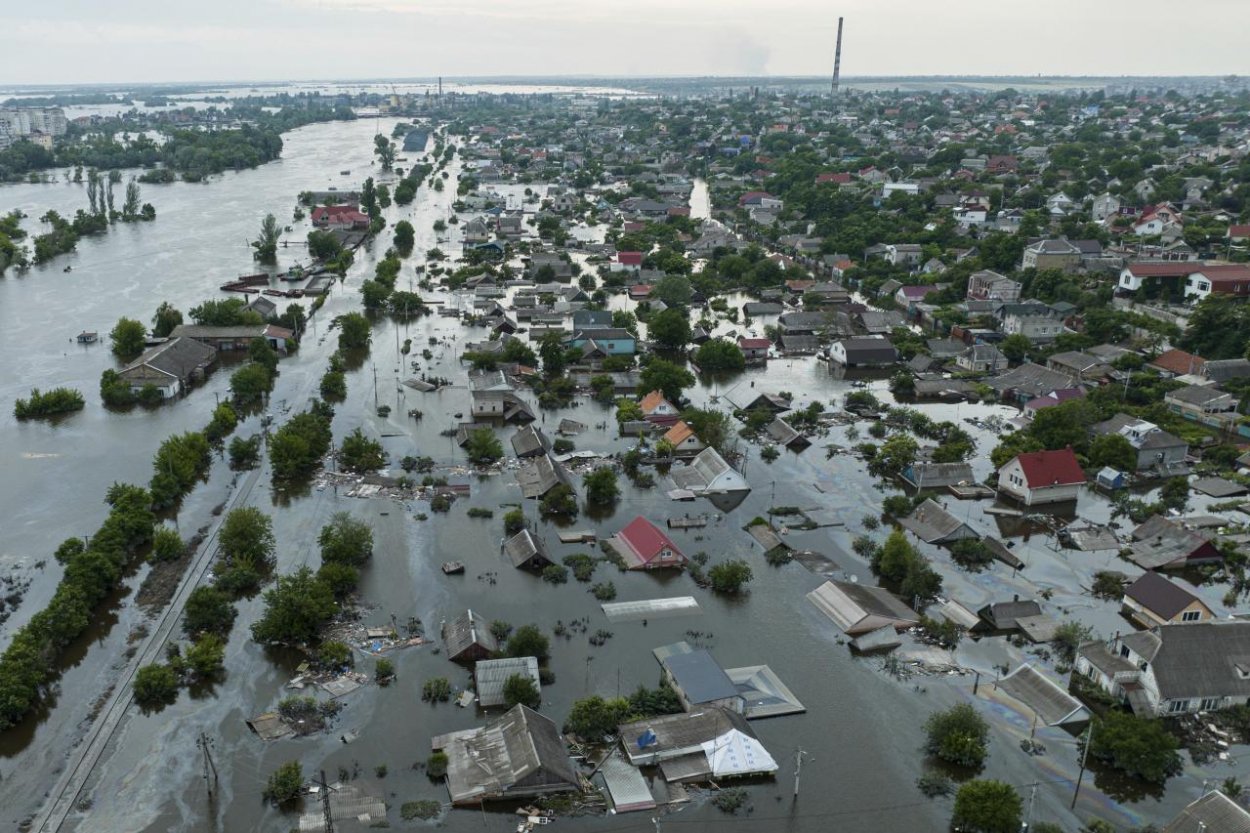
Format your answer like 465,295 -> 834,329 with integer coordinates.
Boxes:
806,580 -> 919,636
503,528 -> 553,571
442,609 -> 499,663
1122,572 -> 1214,628
437,705 -> 580,805
474,657 -> 541,708
1075,622 -> 1250,716
609,517 -> 687,570
1127,516 -> 1222,571
617,708 -> 778,782
670,448 -> 750,497
997,448 -> 1085,506
117,336 -> 217,399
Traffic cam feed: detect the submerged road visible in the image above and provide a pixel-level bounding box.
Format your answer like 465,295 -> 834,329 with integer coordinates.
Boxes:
31,464 -> 265,833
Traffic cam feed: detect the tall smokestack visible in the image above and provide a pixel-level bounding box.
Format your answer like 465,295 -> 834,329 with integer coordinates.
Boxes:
832,17 -> 844,96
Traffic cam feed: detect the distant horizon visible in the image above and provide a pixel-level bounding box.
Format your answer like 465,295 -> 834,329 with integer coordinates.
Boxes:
0,72 -> 1243,95
4,0 -> 1248,86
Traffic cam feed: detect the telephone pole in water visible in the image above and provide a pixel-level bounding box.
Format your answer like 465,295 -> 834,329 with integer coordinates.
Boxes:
319,770 -> 335,833
197,732 -> 218,797
793,747 -> 806,799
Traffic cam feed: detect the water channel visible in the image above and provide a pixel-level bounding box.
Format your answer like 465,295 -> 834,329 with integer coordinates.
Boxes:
0,112 -> 1239,832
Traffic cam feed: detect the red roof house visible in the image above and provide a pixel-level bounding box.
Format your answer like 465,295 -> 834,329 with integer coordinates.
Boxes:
1228,225 -> 1250,243
610,517 -> 687,570
311,204 -> 369,230
737,337 -> 771,362
617,251 -> 644,268
816,172 -> 852,185
998,448 -> 1085,506
1149,348 -> 1205,378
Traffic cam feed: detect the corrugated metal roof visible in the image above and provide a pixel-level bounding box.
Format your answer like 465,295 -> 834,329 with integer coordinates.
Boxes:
599,753 -> 656,813
663,650 -> 739,704
602,597 -> 701,622
997,663 -> 1089,726
474,657 -> 541,708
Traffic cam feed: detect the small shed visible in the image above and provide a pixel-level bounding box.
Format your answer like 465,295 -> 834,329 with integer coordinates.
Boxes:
442,609 -> 499,663
1096,467 -> 1126,490
503,528 -> 552,570
474,656 -> 541,708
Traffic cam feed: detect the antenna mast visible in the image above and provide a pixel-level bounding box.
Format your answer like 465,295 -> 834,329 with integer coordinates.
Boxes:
832,17 -> 845,96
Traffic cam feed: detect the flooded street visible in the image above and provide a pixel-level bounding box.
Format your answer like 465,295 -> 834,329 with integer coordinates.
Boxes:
1,118 -> 1240,833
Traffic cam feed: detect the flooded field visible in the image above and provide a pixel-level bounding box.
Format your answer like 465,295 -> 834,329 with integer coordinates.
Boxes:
1,117 -> 1242,833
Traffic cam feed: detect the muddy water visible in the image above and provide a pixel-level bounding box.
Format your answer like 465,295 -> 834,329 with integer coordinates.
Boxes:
0,121 -> 1239,832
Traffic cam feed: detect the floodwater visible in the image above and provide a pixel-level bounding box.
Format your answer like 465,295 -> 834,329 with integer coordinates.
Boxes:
0,118 -> 1241,833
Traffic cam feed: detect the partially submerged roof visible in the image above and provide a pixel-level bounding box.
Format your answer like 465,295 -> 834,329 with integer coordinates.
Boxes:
503,528 -> 551,569
1124,572 -> 1205,620
516,453 -> 573,498
442,705 -> 579,805
662,650 -> 739,704
442,609 -> 499,661
724,665 -> 806,719
897,499 -> 979,544
601,597 -> 701,622
474,656 -> 541,709
670,447 -> 750,495
599,753 -> 656,813
1162,790 -> 1250,833
807,580 -> 919,635
997,664 -> 1090,727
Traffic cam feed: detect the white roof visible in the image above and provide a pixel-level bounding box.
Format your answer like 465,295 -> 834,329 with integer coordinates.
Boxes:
702,729 -> 778,778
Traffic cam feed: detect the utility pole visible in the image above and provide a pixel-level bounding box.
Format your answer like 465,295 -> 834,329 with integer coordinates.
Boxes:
1071,722 -> 1094,809
319,769 -> 335,833
197,732 -> 218,797
1025,782 -> 1038,830
372,364 -> 379,410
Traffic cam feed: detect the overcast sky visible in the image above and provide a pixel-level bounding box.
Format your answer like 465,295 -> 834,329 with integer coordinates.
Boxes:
2,0 -> 1247,86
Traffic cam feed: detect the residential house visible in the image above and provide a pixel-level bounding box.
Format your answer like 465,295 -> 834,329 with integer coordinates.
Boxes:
828,337 -> 898,367
471,390 -> 535,423
764,417 -> 809,451
1128,516 -> 1222,570
997,448 -> 1085,506
510,425 -> 549,458
1092,193 -> 1121,222
898,499 -> 979,544
1090,414 -> 1188,472
989,363 -> 1079,404
1021,239 -> 1083,272
662,421 -> 706,457
900,462 -> 975,490
966,270 -> 1021,302
438,705 -> 579,805
741,393 -> 791,414
1075,622 -> 1250,716
658,648 -> 745,714
566,327 -> 636,356
441,609 -> 499,663
895,285 -> 939,308
311,204 -> 369,230
462,218 -> 491,244
474,657 -> 541,708
885,243 -> 923,267
639,390 -> 680,425
1047,351 -> 1112,381
1023,387 -> 1086,419
1184,264 -> 1250,300
806,580 -> 920,636
1122,572 -> 1214,629
955,343 -> 1007,373
617,708 -> 778,780
736,337 -> 770,363
975,599 -> 1046,634
994,303 -> 1065,343
1165,385 -> 1236,420
170,323 -> 294,353
1150,349 -> 1206,378
117,337 -> 217,399
609,516 -> 688,570
503,528 -> 553,571
1161,790 -> 1250,833
670,447 -> 751,498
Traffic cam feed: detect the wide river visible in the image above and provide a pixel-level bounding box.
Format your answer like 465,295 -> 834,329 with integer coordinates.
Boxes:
0,115 -> 1237,832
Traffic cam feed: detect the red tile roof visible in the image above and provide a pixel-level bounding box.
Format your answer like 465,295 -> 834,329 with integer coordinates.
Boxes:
1124,262 -> 1203,279
617,251 -> 644,266
616,516 -> 683,562
1012,448 -> 1085,487
738,337 -> 771,350
1229,225 -> 1250,238
1150,348 -> 1205,376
